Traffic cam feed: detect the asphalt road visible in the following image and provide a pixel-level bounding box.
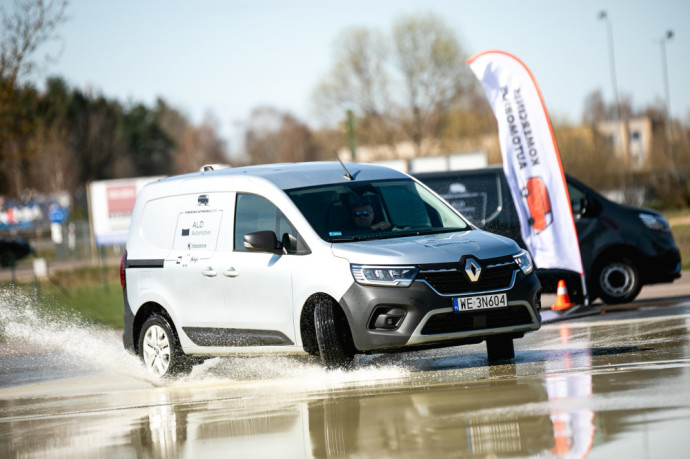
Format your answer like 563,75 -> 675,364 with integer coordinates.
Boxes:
1,274 -> 690,457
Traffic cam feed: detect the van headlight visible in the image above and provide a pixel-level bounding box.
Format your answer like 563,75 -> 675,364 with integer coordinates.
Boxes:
351,265 -> 418,287
513,250 -> 534,276
639,213 -> 671,232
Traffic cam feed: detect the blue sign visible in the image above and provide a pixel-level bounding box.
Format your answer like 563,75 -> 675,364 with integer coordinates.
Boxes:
49,206 -> 68,224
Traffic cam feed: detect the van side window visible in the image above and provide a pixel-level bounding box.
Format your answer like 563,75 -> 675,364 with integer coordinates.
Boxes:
234,194 -> 296,251
567,182 -> 587,216
424,173 -> 503,227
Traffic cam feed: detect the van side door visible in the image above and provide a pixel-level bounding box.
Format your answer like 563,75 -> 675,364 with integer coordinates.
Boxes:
222,193 -> 300,346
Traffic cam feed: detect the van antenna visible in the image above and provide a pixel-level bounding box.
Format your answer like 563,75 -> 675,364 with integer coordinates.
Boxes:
332,149 -> 354,180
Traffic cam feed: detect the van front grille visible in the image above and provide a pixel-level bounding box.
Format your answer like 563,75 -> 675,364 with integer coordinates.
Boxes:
421,306 -> 534,335
417,256 -> 516,295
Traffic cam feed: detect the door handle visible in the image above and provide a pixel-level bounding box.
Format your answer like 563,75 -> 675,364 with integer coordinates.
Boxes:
223,268 -> 240,278
202,268 -> 217,277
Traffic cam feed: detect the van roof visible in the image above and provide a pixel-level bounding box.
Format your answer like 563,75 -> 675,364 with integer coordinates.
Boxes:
412,165 -> 503,179
162,161 -> 408,190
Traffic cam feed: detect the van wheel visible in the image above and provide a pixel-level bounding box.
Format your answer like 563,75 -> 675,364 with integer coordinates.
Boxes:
314,297 -> 356,369
486,336 -> 515,363
595,258 -> 641,304
138,314 -> 192,377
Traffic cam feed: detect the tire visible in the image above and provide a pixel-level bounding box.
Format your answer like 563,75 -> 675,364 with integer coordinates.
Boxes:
314,297 -> 356,369
486,336 -> 515,363
595,258 -> 641,304
138,314 -> 192,377
300,305 -> 320,357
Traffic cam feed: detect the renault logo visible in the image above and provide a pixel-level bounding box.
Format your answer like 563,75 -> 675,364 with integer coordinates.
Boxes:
465,258 -> 482,282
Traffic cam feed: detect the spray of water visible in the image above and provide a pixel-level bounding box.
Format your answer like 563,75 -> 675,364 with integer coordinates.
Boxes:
0,286 -> 156,385
0,286 -> 411,392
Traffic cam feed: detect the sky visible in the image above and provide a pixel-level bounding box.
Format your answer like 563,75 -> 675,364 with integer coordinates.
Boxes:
20,0 -> 690,154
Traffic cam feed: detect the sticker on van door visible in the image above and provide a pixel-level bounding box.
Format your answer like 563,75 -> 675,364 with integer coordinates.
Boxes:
173,208 -> 223,253
522,177 -> 553,233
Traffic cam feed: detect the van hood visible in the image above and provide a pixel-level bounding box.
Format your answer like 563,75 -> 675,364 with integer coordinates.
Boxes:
330,230 -> 520,265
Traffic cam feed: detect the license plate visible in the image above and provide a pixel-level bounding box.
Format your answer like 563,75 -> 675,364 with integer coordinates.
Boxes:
453,293 -> 507,312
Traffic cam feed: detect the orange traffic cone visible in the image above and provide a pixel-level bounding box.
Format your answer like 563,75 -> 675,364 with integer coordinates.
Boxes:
552,279 -> 574,311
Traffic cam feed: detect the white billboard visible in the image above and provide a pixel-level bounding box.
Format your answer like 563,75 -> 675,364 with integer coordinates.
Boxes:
88,176 -> 164,246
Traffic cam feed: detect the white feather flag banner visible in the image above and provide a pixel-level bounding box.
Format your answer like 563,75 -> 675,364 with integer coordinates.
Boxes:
468,50 -> 584,276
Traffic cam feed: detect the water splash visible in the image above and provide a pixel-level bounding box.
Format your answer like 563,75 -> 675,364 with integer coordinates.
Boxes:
0,287 -> 410,392
0,286 -> 155,385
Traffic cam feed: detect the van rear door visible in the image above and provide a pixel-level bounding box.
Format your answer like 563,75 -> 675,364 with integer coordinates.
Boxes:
166,193 -> 231,327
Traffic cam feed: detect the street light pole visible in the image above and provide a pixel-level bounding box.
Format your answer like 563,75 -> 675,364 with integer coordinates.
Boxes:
660,30 -> 675,171
599,11 -> 625,188
598,11 -> 622,153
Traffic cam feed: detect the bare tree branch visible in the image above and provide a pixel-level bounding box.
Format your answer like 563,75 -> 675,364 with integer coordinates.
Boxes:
1,0 -> 69,101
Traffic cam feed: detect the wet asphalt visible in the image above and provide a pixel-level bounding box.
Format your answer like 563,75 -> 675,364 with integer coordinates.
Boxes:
1,274 -> 690,458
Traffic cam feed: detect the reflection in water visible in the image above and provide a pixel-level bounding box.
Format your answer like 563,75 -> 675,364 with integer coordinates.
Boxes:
123,379 -> 556,458
307,382 -> 555,457
545,327 -> 595,458
2,297 -> 690,457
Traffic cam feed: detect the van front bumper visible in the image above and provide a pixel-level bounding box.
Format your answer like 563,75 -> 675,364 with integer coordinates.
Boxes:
338,271 -> 542,353
640,246 -> 682,284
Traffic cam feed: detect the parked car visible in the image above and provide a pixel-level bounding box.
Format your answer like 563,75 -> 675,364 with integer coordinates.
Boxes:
0,237 -> 32,267
415,167 -> 682,305
121,162 -> 542,377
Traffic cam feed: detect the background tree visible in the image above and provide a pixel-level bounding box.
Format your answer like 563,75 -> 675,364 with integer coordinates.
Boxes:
311,27 -> 395,148
0,0 -> 69,195
245,106 -> 320,165
392,13 -> 472,156
0,0 -> 68,99
156,101 -> 228,174
312,13 -> 472,158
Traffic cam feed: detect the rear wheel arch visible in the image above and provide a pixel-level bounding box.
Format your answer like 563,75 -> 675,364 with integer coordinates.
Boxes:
138,313 -> 192,377
132,302 -> 175,354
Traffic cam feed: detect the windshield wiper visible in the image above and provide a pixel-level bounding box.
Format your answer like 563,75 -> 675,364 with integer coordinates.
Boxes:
328,236 -> 362,242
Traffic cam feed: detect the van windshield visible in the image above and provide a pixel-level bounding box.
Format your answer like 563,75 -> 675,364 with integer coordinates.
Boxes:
286,179 -> 469,242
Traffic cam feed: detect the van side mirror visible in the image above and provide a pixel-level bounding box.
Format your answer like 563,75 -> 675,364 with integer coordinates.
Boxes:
243,231 -> 280,253
282,233 -> 298,255
571,197 -> 587,220
582,194 -> 602,218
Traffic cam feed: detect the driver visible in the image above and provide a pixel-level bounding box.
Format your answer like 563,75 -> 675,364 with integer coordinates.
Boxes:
351,203 -> 391,231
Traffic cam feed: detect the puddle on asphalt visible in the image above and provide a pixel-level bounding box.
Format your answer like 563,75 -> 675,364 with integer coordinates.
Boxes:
2,288 -> 690,458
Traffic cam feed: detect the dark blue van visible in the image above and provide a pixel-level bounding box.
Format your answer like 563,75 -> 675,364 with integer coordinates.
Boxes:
415,167 -> 682,304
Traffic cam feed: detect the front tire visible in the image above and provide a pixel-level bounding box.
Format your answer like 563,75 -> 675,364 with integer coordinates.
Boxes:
138,314 -> 192,377
595,258 -> 641,304
314,297 -> 356,369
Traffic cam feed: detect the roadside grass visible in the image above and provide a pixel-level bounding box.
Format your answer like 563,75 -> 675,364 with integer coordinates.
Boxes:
45,280 -> 124,328
665,208 -> 690,271
1,266 -> 124,330
670,224 -> 690,271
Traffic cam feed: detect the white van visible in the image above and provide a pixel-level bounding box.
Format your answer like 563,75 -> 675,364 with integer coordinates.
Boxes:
121,162 -> 542,376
